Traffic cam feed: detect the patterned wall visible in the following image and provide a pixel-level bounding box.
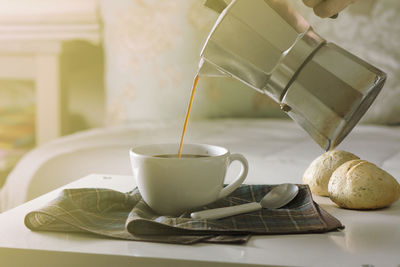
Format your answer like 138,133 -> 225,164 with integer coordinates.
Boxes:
101,0 -> 400,125
100,0 -> 284,126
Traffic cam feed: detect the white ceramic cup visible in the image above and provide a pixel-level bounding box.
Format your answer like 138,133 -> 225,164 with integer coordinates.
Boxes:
130,143 -> 248,216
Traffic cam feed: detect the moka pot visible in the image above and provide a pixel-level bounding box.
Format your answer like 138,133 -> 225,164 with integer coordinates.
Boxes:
199,0 -> 386,151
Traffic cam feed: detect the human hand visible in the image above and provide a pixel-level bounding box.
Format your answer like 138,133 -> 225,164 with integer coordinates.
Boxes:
265,0 -> 310,33
302,0 -> 357,18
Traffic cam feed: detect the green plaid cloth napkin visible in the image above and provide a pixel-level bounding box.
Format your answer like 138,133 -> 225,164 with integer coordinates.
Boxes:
24,184 -> 344,245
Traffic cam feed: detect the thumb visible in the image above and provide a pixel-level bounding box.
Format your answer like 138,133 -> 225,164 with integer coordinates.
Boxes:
313,0 -> 356,18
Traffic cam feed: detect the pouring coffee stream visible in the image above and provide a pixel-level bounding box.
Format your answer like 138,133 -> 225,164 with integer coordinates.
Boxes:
178,74 -> 199,158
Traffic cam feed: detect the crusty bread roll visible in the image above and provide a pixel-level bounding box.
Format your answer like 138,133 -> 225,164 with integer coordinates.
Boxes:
328,159 -> 400,209
302,150 -> 359,196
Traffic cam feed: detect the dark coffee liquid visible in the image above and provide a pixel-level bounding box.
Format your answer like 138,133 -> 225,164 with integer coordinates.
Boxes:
154,154 -> 210,159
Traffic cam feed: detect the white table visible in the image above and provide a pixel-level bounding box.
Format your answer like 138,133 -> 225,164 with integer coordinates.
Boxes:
0,173 -> 399,267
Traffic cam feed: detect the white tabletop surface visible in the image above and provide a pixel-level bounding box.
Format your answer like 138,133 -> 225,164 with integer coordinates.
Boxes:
0,173 -> 399,267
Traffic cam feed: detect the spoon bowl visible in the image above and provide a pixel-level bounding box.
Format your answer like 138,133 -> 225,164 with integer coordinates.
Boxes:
260,183 -> 299,209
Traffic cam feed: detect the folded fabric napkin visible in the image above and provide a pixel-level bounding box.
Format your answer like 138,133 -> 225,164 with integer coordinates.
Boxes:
24,184 -> 344,245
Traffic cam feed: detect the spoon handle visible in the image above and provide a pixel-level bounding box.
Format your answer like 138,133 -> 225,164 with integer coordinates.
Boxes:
190,202 -> 261,220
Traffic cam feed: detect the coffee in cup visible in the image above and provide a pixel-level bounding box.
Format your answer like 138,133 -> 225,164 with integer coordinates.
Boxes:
130,143 -> 248,216
154,154 -> 210,159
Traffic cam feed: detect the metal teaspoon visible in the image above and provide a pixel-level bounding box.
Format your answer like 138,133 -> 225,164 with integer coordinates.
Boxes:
190,183 -> 299,220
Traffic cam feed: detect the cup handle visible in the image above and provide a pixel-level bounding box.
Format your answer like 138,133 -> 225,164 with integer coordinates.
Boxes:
218,153 -> 248,199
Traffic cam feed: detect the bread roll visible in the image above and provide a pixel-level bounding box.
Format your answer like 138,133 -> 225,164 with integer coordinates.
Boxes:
328,159 -> 400,209
302,150 -> 359,196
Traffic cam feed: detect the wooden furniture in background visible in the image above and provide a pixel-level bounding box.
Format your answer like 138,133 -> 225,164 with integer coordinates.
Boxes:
0,0 -> 101,144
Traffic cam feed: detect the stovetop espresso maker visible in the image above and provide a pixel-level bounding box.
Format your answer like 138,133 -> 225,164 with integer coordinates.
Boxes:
199,0 -> 386,151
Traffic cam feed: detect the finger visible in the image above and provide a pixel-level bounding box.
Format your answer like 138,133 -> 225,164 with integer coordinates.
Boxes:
266,0 -> 310,33
330,13 -> 339,19
302,0 -> 323,8
313,0 -> 356,18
